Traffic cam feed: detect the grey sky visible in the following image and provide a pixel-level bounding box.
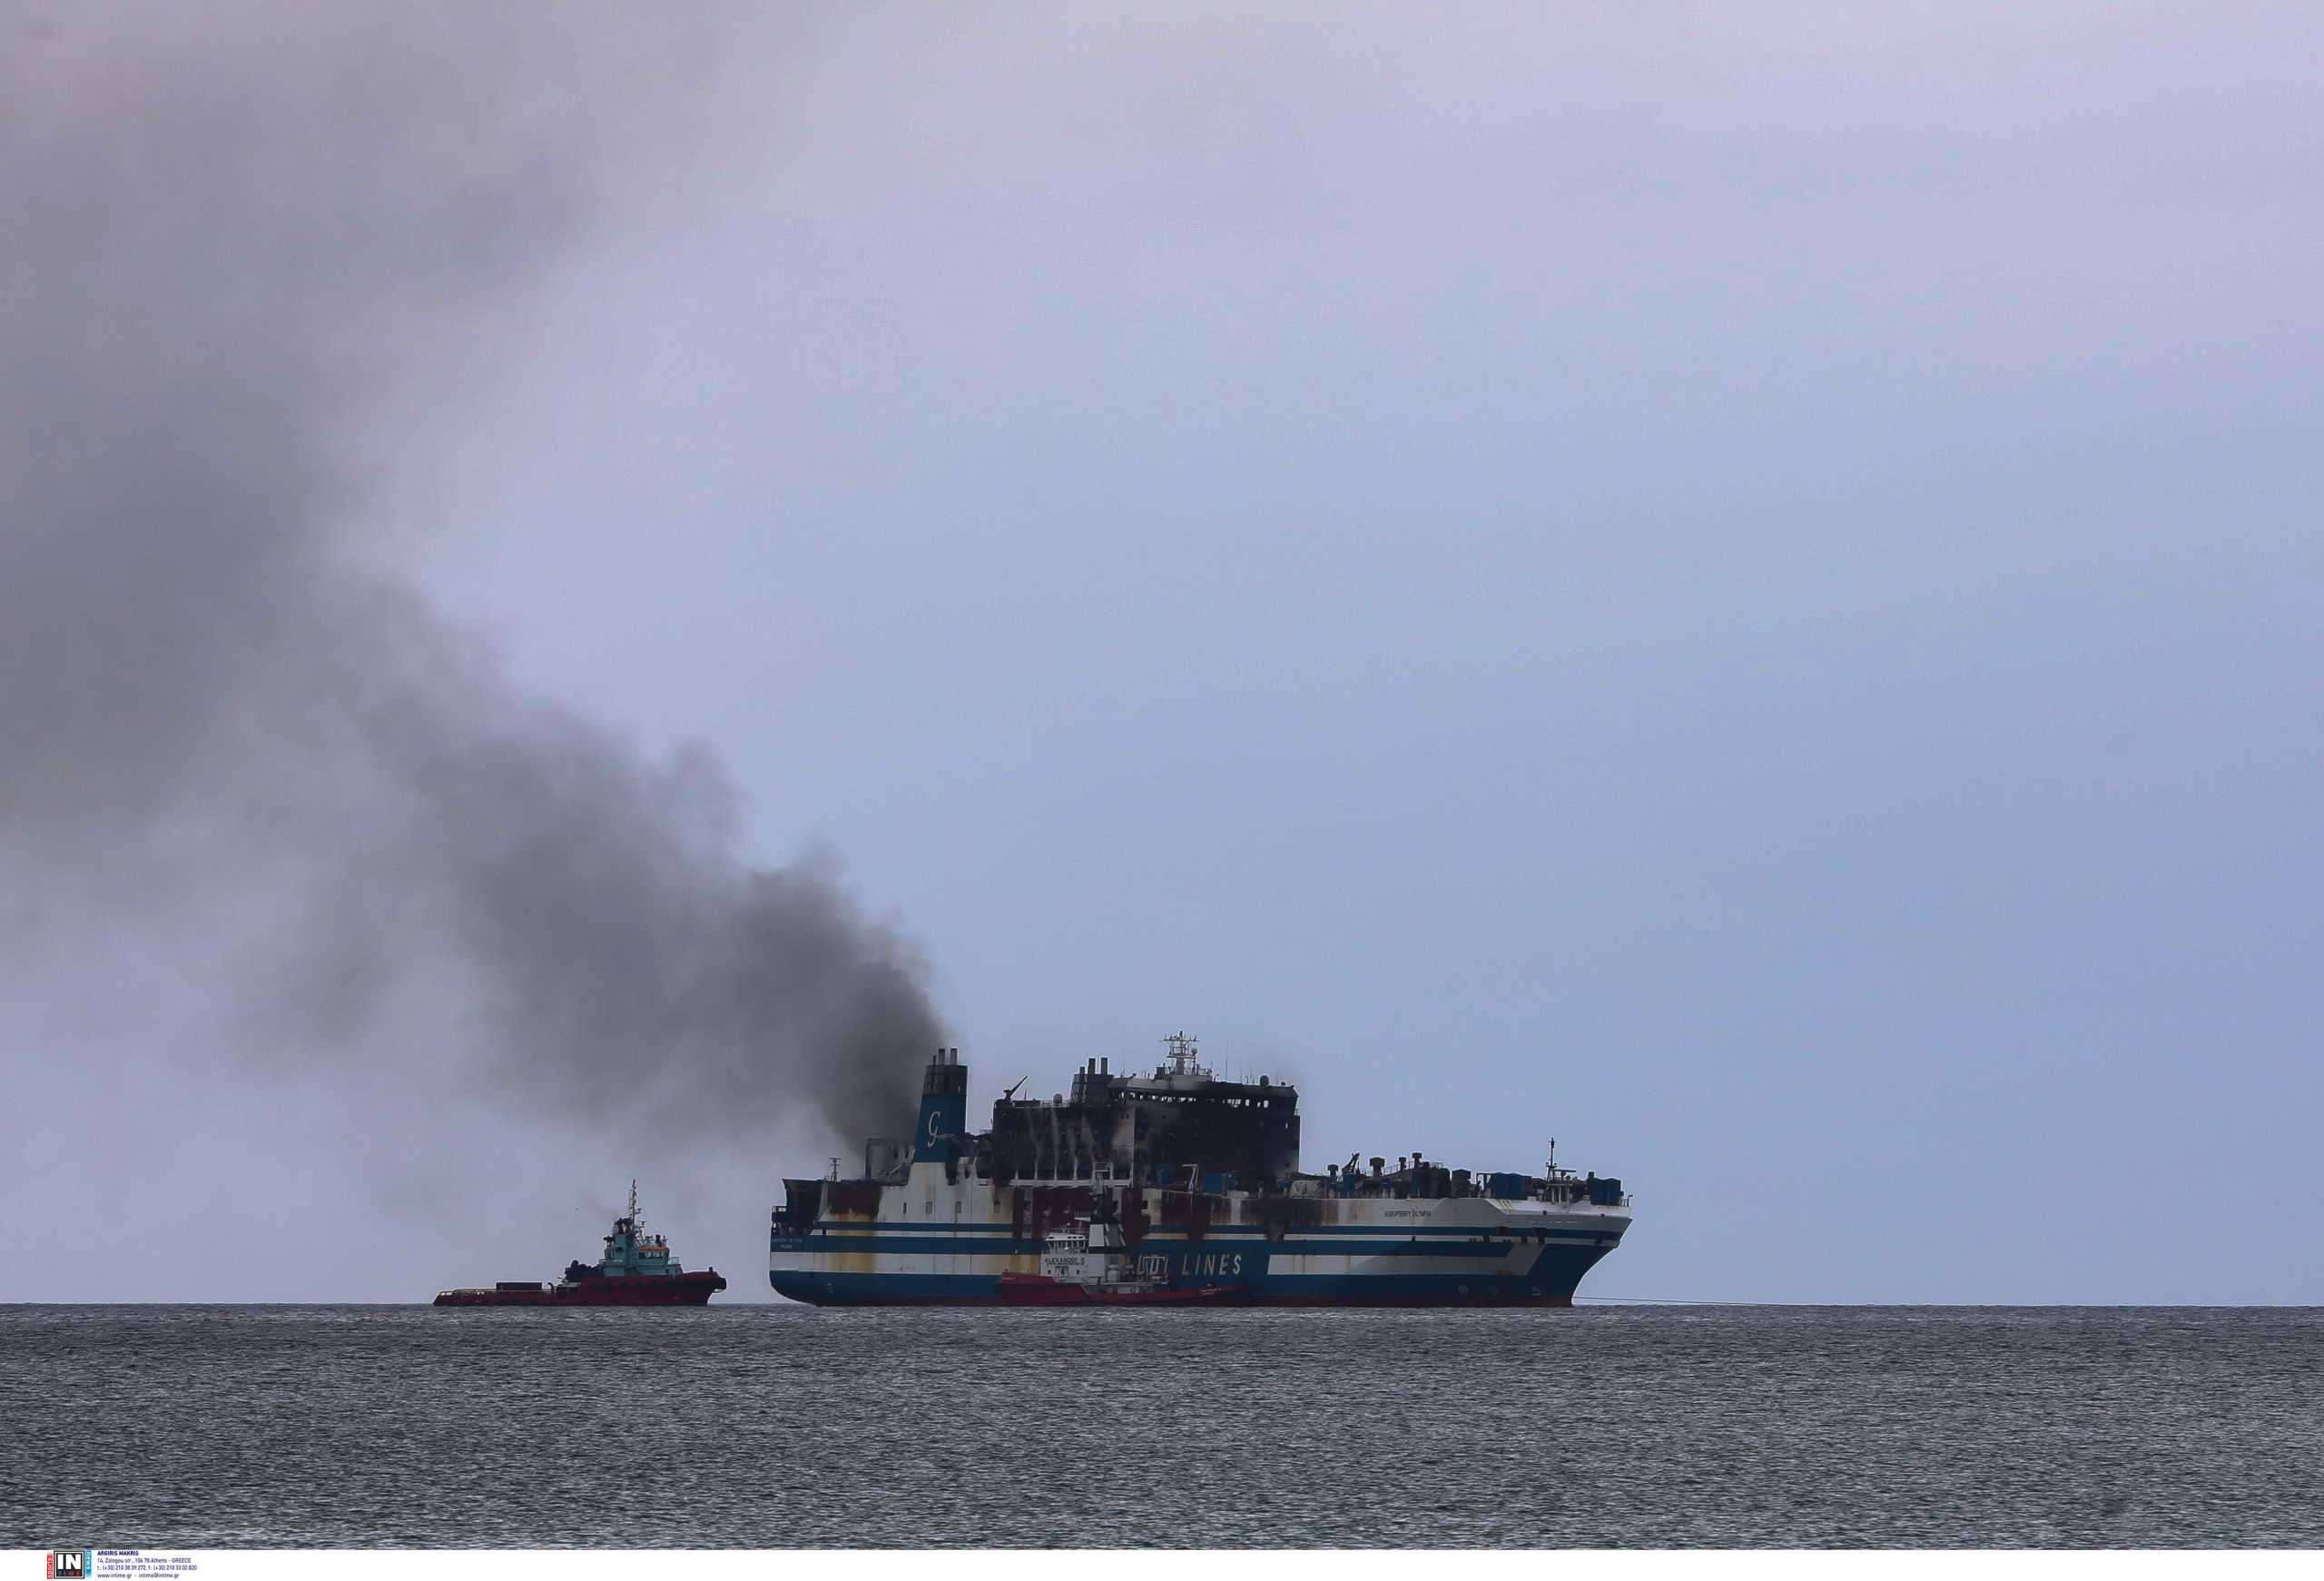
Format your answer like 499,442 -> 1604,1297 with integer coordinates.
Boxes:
8,3 -> 2319,1302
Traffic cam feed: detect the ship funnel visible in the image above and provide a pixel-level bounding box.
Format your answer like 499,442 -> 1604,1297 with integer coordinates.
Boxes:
915,1045 -> 969,1164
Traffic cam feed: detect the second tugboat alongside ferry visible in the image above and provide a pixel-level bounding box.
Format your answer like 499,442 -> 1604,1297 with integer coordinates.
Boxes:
773,1034 -> 1631,1307
435,1181 -> 727,1307
998,1209 -> 1256,1306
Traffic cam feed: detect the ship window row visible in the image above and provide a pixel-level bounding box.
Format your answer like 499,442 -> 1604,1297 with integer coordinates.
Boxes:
1117,1093 -> 1285,1108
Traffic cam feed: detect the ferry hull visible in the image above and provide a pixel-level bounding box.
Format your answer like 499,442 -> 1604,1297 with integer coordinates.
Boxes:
769,1260 -> 1608,1308
773,1277 -> 1591,1308
770,1173 -> 1626,1309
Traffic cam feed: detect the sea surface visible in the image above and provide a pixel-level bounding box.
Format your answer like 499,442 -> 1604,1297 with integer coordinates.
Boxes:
5,1304 -> 2319,1547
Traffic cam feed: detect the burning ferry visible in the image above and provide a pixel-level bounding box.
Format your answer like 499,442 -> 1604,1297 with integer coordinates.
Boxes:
770,1034 -> 1630,1306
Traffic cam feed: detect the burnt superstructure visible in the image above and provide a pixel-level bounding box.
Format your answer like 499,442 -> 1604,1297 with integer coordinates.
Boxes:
977,1033 -> 1299,1190
771,1035 -> 1631,1307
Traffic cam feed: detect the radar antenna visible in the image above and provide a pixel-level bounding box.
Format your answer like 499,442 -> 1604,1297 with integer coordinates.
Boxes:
1161,1031 -> 1206,1077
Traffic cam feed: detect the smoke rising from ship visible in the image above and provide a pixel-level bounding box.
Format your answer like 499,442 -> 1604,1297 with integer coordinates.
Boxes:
0,5 -> 941,1146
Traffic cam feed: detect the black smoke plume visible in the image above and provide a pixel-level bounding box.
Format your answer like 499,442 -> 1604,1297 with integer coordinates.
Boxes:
0,5 -> 941,1146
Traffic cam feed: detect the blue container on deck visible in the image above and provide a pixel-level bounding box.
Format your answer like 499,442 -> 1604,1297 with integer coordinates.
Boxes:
1587,1176 -> 1624,1206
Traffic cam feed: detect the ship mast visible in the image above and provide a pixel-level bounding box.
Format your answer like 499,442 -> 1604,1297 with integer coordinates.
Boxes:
1162,1030 -> 1205,1078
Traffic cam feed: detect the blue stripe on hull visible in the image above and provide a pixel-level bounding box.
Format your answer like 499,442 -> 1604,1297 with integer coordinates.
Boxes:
781,1232 -> 1610,1259
769,1244 -> 1616,1308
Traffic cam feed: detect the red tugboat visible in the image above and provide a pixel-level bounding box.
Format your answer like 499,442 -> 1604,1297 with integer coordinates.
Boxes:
998,1210 -> 1255,1308
434,1181 -> 727,1307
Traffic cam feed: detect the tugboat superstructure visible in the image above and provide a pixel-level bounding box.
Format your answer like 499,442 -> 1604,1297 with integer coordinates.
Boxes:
771,1036 -> 1630,1307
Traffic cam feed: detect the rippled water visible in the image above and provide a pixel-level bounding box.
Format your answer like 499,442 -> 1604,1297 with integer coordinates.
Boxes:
5,1305 -> 2319,1547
